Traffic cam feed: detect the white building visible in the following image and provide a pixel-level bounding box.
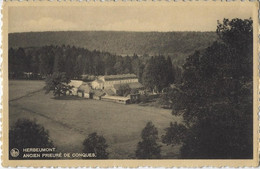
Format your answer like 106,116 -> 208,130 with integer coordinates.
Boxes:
69,80 -> 84,95
91,74 -> 139,90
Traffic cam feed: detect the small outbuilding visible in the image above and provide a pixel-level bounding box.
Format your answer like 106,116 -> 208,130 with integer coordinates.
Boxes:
69,80 -> 84,95
93,89 -> 106,100
102,95 -> 130,104
77,84 -> 94,99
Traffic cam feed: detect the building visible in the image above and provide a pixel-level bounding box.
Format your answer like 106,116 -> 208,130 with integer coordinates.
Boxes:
91,79 -> 104,89
77,84 -> 94,99
93,89 -> 106,100
69,80 -> 84,95
102,74 -> 139,89
102,95 -> 130,104
91,74 -> 143,94
69,74 -> 143,104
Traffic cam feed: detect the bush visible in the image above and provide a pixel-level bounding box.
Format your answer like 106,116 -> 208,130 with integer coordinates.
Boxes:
135,122 -> 161,159
9,119 -> 55,159
83,132 -> 109,159
44,72 -> 72,97
140,94 -> 149,103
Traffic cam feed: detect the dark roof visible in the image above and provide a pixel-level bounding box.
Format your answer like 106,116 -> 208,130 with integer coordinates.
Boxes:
113,82 -> 143,90
93,89 -> 106,97
104,89 -> 116,96
104,74 -> 137,81
113,83 -> 129,90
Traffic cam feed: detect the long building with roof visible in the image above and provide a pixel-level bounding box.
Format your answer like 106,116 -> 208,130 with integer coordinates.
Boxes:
91,74 -> 143,91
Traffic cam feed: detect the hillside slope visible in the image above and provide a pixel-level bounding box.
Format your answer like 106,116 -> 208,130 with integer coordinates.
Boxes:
9,31 -> 218,64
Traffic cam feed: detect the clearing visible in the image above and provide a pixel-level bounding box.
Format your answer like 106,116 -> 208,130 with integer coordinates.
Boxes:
9,80 -> 182,159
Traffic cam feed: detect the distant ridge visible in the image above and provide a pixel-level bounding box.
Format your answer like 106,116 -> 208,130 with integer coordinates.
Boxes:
9,31 -> 218,64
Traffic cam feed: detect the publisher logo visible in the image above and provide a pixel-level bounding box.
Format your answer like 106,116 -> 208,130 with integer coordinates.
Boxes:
10,148 -> 19,157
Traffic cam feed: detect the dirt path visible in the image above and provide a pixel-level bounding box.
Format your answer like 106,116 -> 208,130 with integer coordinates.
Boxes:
9,89 -> 44,102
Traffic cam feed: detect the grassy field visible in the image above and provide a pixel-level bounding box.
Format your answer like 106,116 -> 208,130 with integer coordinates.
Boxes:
9,80 -> 182,159
9,80 -> 45,101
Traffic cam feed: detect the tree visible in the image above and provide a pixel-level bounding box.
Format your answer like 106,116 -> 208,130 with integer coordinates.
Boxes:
135,122 -> 161,159
105,54 -> 116,75
113,58 -> 124,74
163,18 -> 253,159
39,46 -> 55,75
8,48 -> 16,78
44,72 -> 72,97
217,18 -> 253,80
74,55 -> 84,79
117,84 -> 131,96
123,55 -> 133,73
173,65 -> 183,84
166,56 -> 175,84
9,119 -> 54,159
142,57 -> 156,91
162,122 -> 187,146
83,132 -> 109,159
142,56 -> 170,92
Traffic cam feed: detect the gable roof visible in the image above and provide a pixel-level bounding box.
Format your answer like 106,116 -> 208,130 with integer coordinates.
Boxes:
93,89 -> 106,97
69,80 -> 83,88
104,89 -> 116,96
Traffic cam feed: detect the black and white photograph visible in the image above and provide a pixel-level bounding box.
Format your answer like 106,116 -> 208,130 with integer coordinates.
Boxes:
2,1 -> 258,167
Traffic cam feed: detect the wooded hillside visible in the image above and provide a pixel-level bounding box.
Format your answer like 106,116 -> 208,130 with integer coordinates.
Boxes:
9,31 -> 218,65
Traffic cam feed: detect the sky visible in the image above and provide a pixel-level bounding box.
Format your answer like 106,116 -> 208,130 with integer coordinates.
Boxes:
8,4 -> 253,33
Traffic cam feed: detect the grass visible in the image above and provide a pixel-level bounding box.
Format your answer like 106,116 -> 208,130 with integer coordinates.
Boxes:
9,80 -> 45,101
9,80 -> 182,159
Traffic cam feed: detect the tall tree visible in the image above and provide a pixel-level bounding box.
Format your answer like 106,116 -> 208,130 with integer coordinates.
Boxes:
142,56 -> 169,92
166,56 -> 175,84
104,54 -> 116,75
142,57 -> 156,91
44,72 -> 72,97
9,119 -> 54,159
136,122 -> 161,159
83,132 -> 109,159
114,57 -> 124,74
39,46 -> 55,75
74,55 -> 84,79
162,18 -> 253,159
123,55 -> 133,74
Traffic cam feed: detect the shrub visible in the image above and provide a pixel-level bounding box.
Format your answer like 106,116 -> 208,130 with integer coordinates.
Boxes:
9,119 -> 55,159
83,132 -> 109,159
135,122 -> 161,159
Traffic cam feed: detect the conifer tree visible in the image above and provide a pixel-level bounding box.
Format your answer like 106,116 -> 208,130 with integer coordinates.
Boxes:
136,122 -> 161,159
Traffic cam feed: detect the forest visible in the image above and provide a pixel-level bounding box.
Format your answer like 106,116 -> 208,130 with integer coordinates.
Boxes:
9,31 -> 218,65
161,18 -> 253,159
8,46 -> 183,92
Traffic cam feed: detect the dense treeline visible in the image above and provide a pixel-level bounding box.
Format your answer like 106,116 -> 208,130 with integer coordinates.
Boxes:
9,46 -> 182,90
9,31 -> 218,65
162,18 -> 253,159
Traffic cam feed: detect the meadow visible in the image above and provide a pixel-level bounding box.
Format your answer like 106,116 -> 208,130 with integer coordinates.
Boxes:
9,80 -> 182,159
